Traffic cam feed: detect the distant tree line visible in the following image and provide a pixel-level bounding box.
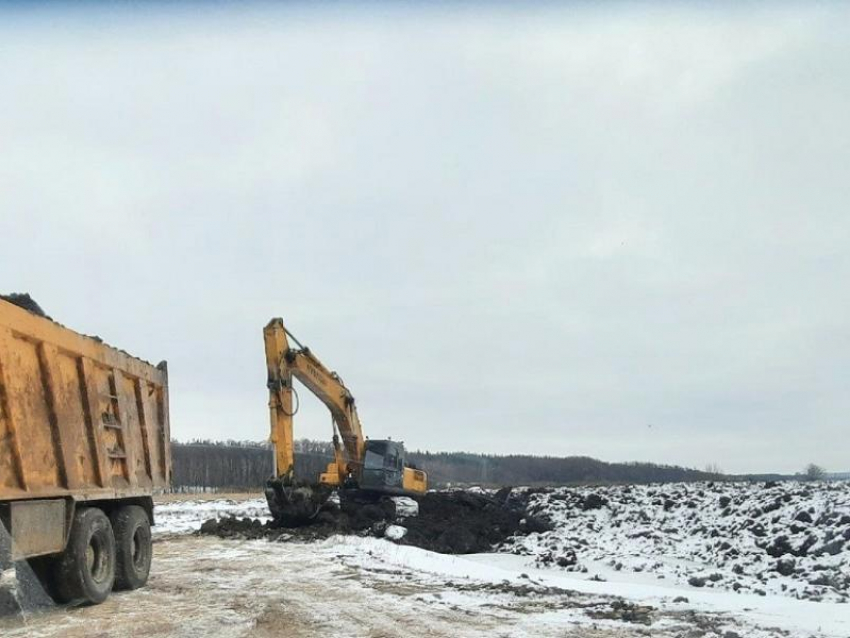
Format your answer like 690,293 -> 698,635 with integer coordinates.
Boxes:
170,439 -> 717,492
407,450 -> 713,486
734,463 -> 842,483
170,439 -> 331,492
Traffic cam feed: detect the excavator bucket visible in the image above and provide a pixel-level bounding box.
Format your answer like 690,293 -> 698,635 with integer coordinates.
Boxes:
264,479 -> 333,527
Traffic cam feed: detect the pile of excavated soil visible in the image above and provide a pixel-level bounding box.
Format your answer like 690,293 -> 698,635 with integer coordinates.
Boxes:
0,293 -> 152,364
198,489 -> 550,555
504,481 -> 850,603
401,490 -> 548,553
0,293 -> 48,319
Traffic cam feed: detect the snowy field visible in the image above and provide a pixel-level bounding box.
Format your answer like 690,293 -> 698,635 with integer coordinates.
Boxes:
2,484 -> 849,637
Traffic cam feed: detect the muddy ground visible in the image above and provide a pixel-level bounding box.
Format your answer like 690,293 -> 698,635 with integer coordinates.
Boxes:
0,535 -> 764,638
201,489 -> 547,554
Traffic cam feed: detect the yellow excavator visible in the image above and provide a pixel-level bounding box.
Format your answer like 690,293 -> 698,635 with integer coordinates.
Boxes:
263,318 -> 427,524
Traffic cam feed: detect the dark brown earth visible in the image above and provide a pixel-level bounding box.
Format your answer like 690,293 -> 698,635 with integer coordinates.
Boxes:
199,488 -> 550,554
0,293 -> 48,318
401,490 -> 549,553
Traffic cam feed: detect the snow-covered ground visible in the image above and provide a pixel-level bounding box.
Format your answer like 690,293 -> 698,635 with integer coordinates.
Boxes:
4,532 -> 847,638
138,484 -> 850,636
9,485 -> 840,635
504,481 -> 850,604
336,535 -> 850,637
153,496 -> 270,535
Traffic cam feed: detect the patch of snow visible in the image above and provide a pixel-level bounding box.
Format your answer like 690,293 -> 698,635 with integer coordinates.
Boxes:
385,525 -> 407,540
153,497 -> 270,535
324,535 -> 850,637
470,552 -> 850,638
390,496 -> 419,518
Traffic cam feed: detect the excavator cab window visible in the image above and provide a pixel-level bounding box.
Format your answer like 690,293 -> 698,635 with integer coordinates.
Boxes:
364,441 -> 388,469
385,449 -> 399,469
361,440 -> 404,491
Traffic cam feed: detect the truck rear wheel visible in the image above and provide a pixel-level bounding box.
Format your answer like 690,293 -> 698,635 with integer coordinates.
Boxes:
111,506 -> 152,591
53,507 -> 115,605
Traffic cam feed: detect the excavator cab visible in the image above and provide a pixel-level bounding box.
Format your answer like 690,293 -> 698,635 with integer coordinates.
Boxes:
359,440 -> 427,496
360,440 -> 405,492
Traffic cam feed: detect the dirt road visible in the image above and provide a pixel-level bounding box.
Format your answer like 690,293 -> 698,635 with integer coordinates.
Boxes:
1,534 -> 748,638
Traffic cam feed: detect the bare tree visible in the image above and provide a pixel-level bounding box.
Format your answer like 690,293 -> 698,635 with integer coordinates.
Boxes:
704,463 -> 723,478
804,463 -> 826,481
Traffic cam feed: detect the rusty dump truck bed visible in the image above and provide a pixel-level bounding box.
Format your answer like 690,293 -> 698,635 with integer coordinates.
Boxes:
0,299 -> 170,503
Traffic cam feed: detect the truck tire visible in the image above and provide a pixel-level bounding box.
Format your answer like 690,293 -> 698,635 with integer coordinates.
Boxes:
110,506 -> 152,591
53,507 -> 115,605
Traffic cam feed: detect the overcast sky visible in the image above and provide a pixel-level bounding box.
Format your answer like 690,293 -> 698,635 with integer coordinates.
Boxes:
1,3 -> 848,474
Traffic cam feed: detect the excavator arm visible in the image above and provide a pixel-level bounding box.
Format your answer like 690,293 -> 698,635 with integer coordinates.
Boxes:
264,318 -> 365,486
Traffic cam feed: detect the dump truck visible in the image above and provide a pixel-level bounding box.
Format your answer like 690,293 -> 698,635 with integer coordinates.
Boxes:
0,296 -> 170,606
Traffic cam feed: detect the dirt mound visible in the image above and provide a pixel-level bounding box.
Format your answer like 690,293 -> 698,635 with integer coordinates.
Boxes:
0,293 -> 48,319
199,516 -> 270,540
506,481 -> 850,603
400,491 -> 543,554
199,489 -> 550,555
